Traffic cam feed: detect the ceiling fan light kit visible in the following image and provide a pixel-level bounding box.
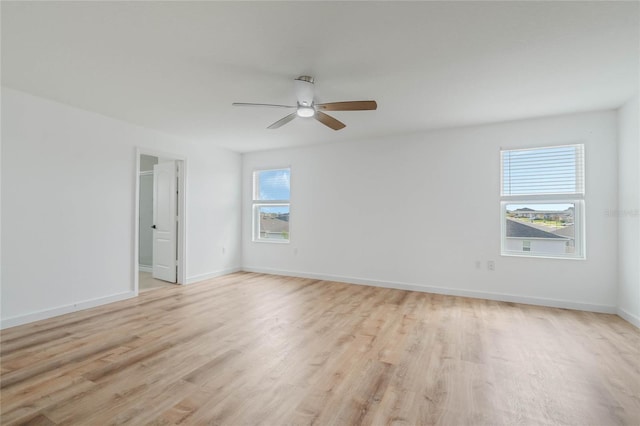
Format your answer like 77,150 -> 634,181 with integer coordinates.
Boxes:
233,75 -> 377,131
296,106 -> 315,118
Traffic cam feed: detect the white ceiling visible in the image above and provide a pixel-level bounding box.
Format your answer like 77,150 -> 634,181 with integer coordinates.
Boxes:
2,1 -> 638,153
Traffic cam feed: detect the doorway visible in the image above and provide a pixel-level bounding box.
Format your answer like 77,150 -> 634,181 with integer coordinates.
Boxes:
134,149 -> 186,293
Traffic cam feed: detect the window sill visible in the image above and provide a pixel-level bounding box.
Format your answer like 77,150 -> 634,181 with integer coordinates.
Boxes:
501,252 -> 585,260
252,239 -> 290,244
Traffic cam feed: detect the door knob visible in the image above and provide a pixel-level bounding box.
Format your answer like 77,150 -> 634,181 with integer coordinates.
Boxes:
151,225 -> 157,229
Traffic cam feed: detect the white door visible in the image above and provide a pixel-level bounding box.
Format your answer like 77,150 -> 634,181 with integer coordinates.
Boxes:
152,161 -> 177,282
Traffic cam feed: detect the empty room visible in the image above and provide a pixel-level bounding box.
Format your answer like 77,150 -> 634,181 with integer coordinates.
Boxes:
1,1 -> 639,425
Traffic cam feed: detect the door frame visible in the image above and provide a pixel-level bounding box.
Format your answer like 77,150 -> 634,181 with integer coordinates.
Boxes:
134,148 -> 187,293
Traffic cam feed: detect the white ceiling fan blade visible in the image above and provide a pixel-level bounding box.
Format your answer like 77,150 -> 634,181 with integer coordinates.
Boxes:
232,103 -> 295,109
267,112 -> 297,129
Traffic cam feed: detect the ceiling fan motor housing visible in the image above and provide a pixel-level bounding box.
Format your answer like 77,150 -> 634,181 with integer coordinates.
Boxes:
294,76 -> 315,106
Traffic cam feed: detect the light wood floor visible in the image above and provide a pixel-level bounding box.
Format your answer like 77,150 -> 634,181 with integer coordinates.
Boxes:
139,271 -> 176,292
1,273 -> 639,425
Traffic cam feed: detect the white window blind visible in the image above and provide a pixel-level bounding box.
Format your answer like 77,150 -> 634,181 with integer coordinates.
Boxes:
501,145 -> 584,197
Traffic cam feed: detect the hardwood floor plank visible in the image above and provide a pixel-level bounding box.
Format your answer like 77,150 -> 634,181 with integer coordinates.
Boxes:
0,334 -> 138,390
1,272 -> 639,425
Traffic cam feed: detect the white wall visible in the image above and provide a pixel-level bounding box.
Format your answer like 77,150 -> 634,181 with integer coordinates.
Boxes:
617,94 -> 640,327
243,110 -> 619,313
1,88 -> 242,327
2,87 -> 630,327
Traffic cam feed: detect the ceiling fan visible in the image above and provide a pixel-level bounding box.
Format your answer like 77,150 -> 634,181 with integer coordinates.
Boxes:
232,76 -> 377,130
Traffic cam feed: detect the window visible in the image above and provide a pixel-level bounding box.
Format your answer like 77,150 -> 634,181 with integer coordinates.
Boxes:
252,168 -> 290,242
500,144 -> 585,259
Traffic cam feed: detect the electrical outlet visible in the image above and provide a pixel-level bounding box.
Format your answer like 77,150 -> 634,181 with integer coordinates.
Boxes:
222,247 -> 226,254
487,260 -> 495,271
293,247 -> 299,256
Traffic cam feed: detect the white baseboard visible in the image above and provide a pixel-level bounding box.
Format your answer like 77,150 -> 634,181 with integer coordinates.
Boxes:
242,266 -> 617,315
186,267 -> 242,284
617,307 -> 640,328
138,265 -> 152,273
3,267 -> 627,329
1,290 -> 137,330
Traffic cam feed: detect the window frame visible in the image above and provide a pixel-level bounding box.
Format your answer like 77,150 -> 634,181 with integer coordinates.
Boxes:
252,167 -> 291,244
500,200 -> 585,259
500,144 -> 585,260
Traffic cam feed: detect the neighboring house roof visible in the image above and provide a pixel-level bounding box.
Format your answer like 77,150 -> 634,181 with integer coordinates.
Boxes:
551,224 -> 575,238
506,219 -> 568,239
514,219 -> 566,233
514,208 -> 536,212
260,216 -> 289,233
